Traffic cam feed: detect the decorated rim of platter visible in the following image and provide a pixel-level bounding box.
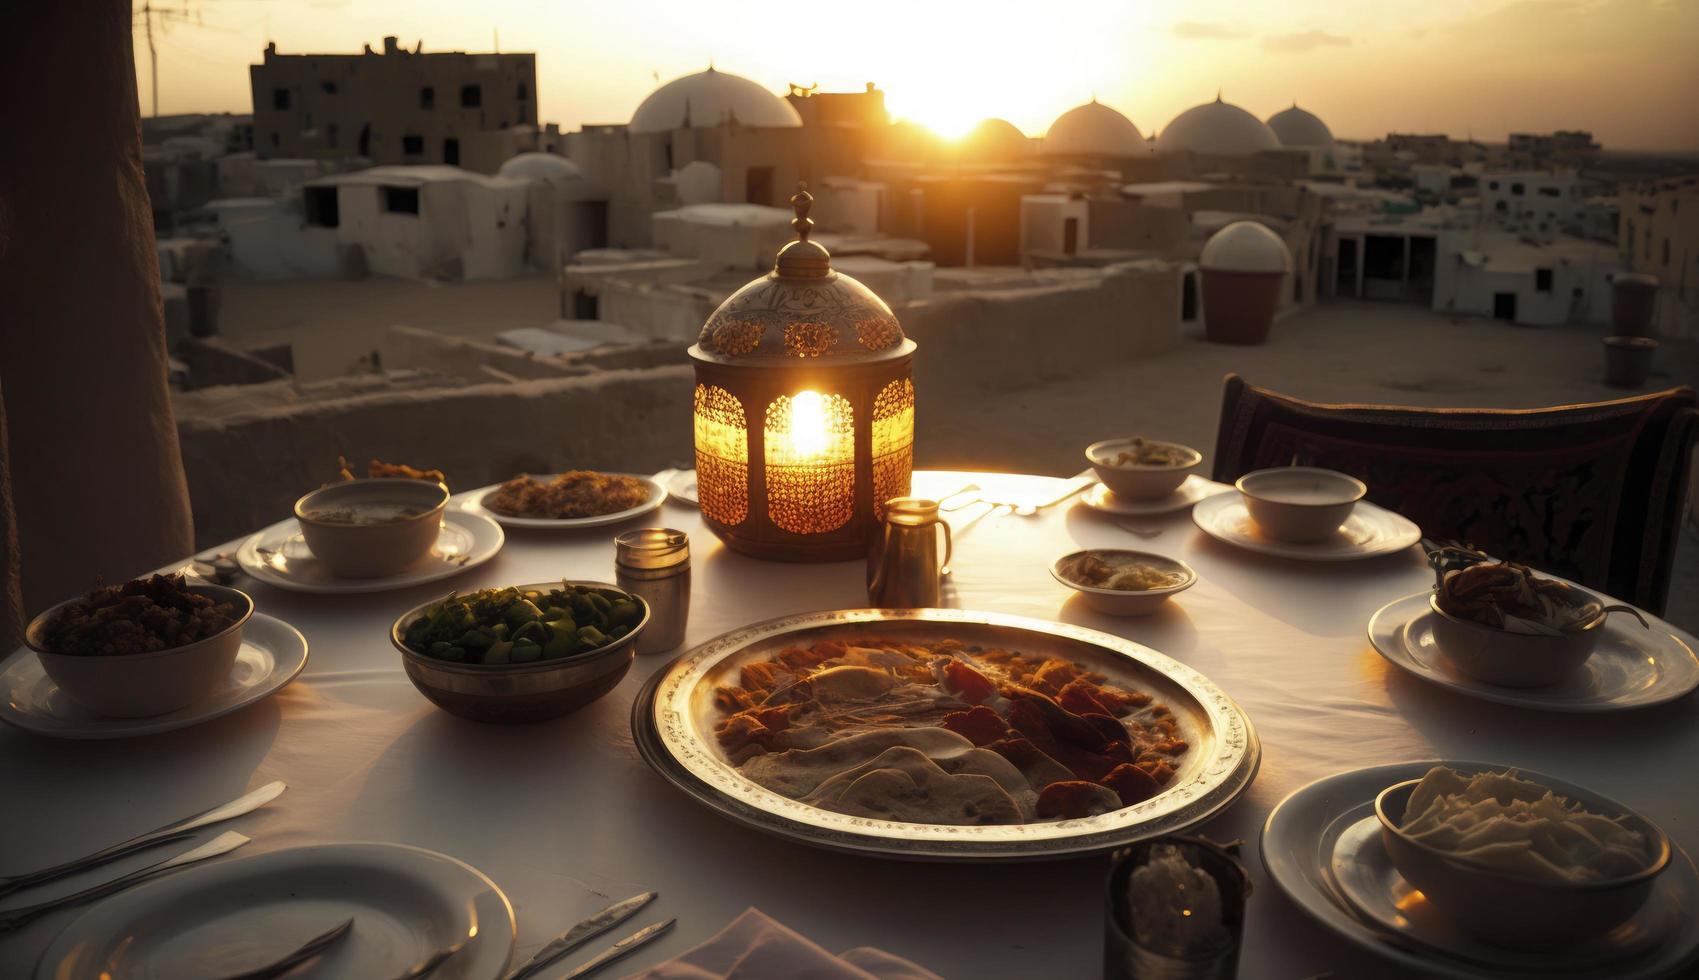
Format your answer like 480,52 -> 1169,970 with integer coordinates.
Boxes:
636,607 -> 1260,859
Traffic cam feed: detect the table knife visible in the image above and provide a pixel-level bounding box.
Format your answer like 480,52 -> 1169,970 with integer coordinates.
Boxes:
505,891 -> 657,980
0,831 -> 250,932
213,916 -> 355,980
555,919 -> 675,980
0,780 -> 283,898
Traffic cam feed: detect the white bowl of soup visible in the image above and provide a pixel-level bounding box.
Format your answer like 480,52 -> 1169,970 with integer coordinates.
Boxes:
1235,467 -> 1365,543
294,478 -> 449,578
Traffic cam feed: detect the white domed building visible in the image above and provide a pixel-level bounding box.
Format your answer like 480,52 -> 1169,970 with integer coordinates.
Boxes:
565,67 -> 859,248
629,68 -> 803,134
495,152 -> 603,272
1156,96 -> 1280,157
1041,100 -> 1147,159
1265,103 -> 1338,173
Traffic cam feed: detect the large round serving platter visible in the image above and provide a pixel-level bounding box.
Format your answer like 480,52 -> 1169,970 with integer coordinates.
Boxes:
632,607 -> 1260,861
460,473 -> 666,530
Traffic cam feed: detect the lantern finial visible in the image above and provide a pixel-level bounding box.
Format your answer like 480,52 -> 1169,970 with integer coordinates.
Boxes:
790,182 -> 815,243
775,181 -> 830,278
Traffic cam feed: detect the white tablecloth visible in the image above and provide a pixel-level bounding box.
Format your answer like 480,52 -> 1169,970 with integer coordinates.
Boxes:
3,471 -> 1696,979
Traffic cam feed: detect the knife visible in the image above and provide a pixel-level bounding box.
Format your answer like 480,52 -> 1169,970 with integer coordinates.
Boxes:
0,780 -> 284,898
505,891 -> 657,980
0,831 -> 251,932
556,919 -> 676,980
213,916 -> 355,980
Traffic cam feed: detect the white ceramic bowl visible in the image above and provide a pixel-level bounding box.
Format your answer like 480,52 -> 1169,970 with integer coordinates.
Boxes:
1050,549 -> 1196,616
1085,439 -> 1203,501
1235,467 -> 1366,543
1428,594 -> 1605,687
295,478 -> 449,579
25,584 -> 254,717
1376,776 -> 1669,950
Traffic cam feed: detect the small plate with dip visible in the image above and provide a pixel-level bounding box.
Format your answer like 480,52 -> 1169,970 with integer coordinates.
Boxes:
1191,493 -> 1420,562
233,509 -> 504,595
1051,549 -> 1197,616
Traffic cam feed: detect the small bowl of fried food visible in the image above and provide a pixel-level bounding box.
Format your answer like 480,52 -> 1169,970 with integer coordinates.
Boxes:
1427,551 -> 1648,688
1052,549 -> 1196,616
1087,438 -> 1203,501
25,574 -> 253,717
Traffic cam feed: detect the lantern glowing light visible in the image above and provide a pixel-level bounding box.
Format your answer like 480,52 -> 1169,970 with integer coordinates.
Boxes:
688,185 -> 916,561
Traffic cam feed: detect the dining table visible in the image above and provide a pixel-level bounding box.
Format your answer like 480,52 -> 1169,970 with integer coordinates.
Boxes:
2,469 -> 1696,979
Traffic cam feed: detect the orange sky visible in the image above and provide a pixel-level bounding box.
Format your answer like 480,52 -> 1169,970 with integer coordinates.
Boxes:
135,0 -> 1699,151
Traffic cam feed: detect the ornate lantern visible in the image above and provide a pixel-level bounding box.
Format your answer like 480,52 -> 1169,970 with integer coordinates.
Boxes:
689,185 -> 917,561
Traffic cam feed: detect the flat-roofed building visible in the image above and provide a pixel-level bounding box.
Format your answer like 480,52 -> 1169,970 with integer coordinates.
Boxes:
250,36 -> 537,171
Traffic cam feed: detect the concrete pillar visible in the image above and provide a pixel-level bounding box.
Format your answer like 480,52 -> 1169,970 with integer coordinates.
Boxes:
0,0 -> 195,630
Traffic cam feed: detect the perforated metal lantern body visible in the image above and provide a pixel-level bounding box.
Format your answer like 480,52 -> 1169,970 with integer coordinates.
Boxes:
689,189 -> 916,562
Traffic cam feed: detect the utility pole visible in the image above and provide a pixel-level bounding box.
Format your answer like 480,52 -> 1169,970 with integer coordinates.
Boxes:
133,1 -> 207,118
142,1 -> 159,117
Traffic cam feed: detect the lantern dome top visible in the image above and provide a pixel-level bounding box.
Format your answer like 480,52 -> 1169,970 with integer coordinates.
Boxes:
690,184 -> 913,365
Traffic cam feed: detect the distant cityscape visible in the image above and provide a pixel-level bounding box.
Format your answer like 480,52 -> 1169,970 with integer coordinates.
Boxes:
126,33 -> 1699,569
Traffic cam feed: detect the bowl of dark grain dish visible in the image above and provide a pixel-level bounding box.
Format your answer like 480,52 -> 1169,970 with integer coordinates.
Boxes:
25,574 -> 253,717
294,477 -> 449,578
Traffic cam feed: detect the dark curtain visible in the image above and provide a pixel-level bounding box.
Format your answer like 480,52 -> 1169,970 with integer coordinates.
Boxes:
0,1 -> 195,642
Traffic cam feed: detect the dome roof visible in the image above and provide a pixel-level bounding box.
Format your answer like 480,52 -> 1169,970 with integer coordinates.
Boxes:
1042,100 -> 1146,157
959,118 -> 1030,160
496,152 -> 583,182
1156,96 -> 1280,156
1200,221 -> 1292,273
1266,103 -> 1333,147
630,68 -> 802,134
673,160 -> 723,205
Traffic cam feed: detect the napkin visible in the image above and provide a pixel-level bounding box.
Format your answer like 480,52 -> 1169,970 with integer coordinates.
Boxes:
623,908 -> 944,980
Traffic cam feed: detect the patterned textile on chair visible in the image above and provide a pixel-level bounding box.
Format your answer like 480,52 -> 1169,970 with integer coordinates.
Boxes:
1211,374 -> 1698,614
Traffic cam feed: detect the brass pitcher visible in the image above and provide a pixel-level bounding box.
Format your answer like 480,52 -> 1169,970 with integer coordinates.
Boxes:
867,497 -> 953,607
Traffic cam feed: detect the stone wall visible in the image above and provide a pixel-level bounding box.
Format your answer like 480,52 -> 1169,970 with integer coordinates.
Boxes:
176,365 -> 695,548
901,261 -> 1182,399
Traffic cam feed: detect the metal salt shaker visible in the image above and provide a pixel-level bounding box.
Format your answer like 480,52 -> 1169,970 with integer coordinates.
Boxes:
615,529 -> 690,654
867,497 -> 953,607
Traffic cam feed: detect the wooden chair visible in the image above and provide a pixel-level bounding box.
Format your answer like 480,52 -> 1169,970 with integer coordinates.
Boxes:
1211,374 -> 1699,614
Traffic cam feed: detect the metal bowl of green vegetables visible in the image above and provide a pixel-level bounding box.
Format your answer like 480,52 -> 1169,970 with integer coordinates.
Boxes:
391,581 -> 650,723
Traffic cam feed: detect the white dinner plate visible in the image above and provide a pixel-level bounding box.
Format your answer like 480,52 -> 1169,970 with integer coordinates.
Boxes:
1078,476 -> 1232,516
1263,761 -> 1699,979
35,842 -> 515,980
0,614 -> 307,739
1368,592 -> 1699,712
1330,815 -> 1678,973
1191,493 -> 1421,561
234,510 -> 504,594
461,473 -> 666,529
653,467 -> 699,507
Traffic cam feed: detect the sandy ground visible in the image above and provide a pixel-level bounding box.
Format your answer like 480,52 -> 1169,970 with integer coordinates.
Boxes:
217,280 -> 1699,630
